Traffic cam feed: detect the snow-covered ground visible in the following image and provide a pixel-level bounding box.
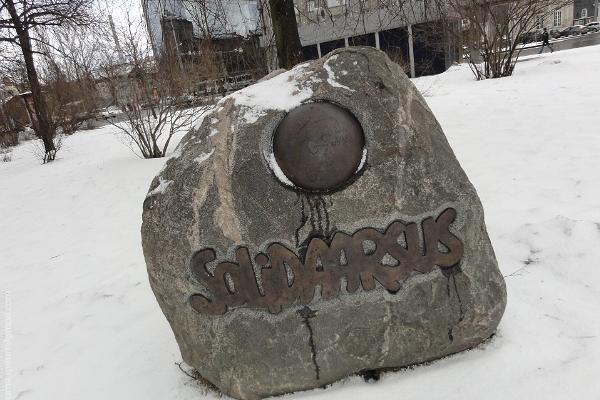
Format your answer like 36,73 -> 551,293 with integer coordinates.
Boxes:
2,45 -> 600,400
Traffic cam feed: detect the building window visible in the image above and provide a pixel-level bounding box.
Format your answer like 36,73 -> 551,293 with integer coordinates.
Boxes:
308,0 -> 315,12
581,8 -> 588,18
536,15 -> 544,29
553,9 -> 562,27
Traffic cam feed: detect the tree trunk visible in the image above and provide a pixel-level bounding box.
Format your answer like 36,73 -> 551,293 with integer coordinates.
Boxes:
5,0 -> 57,161
268,0 -> 303,69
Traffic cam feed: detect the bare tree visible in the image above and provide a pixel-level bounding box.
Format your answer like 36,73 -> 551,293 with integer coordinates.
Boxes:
47,28 -> 106,129
442,0 -> 570,79
287,0 -> 572,79
0,0 -> 93,162
184,0 -> 268,74
289,0 -> 451,76
181,0 -> 229,38
37,45 -> 92,135
270,0 -> 303,68
101,14 -> 211,159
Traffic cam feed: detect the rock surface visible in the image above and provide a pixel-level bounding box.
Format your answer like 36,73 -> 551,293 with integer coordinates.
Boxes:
141,47 -> 507,400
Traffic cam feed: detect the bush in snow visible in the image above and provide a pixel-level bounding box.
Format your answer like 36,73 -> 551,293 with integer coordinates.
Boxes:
0,144 -> 12,162
99,16 -> 217,159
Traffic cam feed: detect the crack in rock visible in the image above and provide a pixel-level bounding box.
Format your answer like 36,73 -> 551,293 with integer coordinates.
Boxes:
445,268 -> 465,343
297,306 -> 320,380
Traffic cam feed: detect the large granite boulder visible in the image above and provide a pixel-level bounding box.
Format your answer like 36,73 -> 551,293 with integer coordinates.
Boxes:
141,47 -> 506,400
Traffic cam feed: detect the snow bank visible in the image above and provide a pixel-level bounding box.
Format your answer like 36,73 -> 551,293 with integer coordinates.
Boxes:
1,45 -> 600,399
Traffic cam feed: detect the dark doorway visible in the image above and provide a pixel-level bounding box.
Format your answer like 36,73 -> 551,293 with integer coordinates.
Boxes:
320,39 -> 346,56
412,22 -> 448,76
302,44 -> 319,61
379,27 -> 410,74
349,33 -> 376,47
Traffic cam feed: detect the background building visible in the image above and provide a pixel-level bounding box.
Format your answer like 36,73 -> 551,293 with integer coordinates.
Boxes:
573,0 -> 597,24
142,0 -> 266,83
260,0 -> 455,77
142,0 -> 261,56
144,0 -> 455,78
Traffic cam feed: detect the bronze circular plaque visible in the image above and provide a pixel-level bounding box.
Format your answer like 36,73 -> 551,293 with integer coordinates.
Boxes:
273,102 -> 365,192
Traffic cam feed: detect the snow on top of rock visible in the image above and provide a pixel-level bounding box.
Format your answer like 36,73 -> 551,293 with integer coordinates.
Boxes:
194,148 -> 215,165
169,145 -> 183,161
265,151 -> 295,188
228,63 -> 316,124
324,55 -> 354,92
146,177 -> 173,197
356,147 -> 368,173
190,107 -> 212,130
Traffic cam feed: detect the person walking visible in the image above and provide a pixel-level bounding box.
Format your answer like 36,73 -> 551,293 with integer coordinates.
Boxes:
539,28 -> 554,54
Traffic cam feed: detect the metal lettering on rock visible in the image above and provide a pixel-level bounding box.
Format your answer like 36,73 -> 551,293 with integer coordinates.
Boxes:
189,208 -> 464,315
